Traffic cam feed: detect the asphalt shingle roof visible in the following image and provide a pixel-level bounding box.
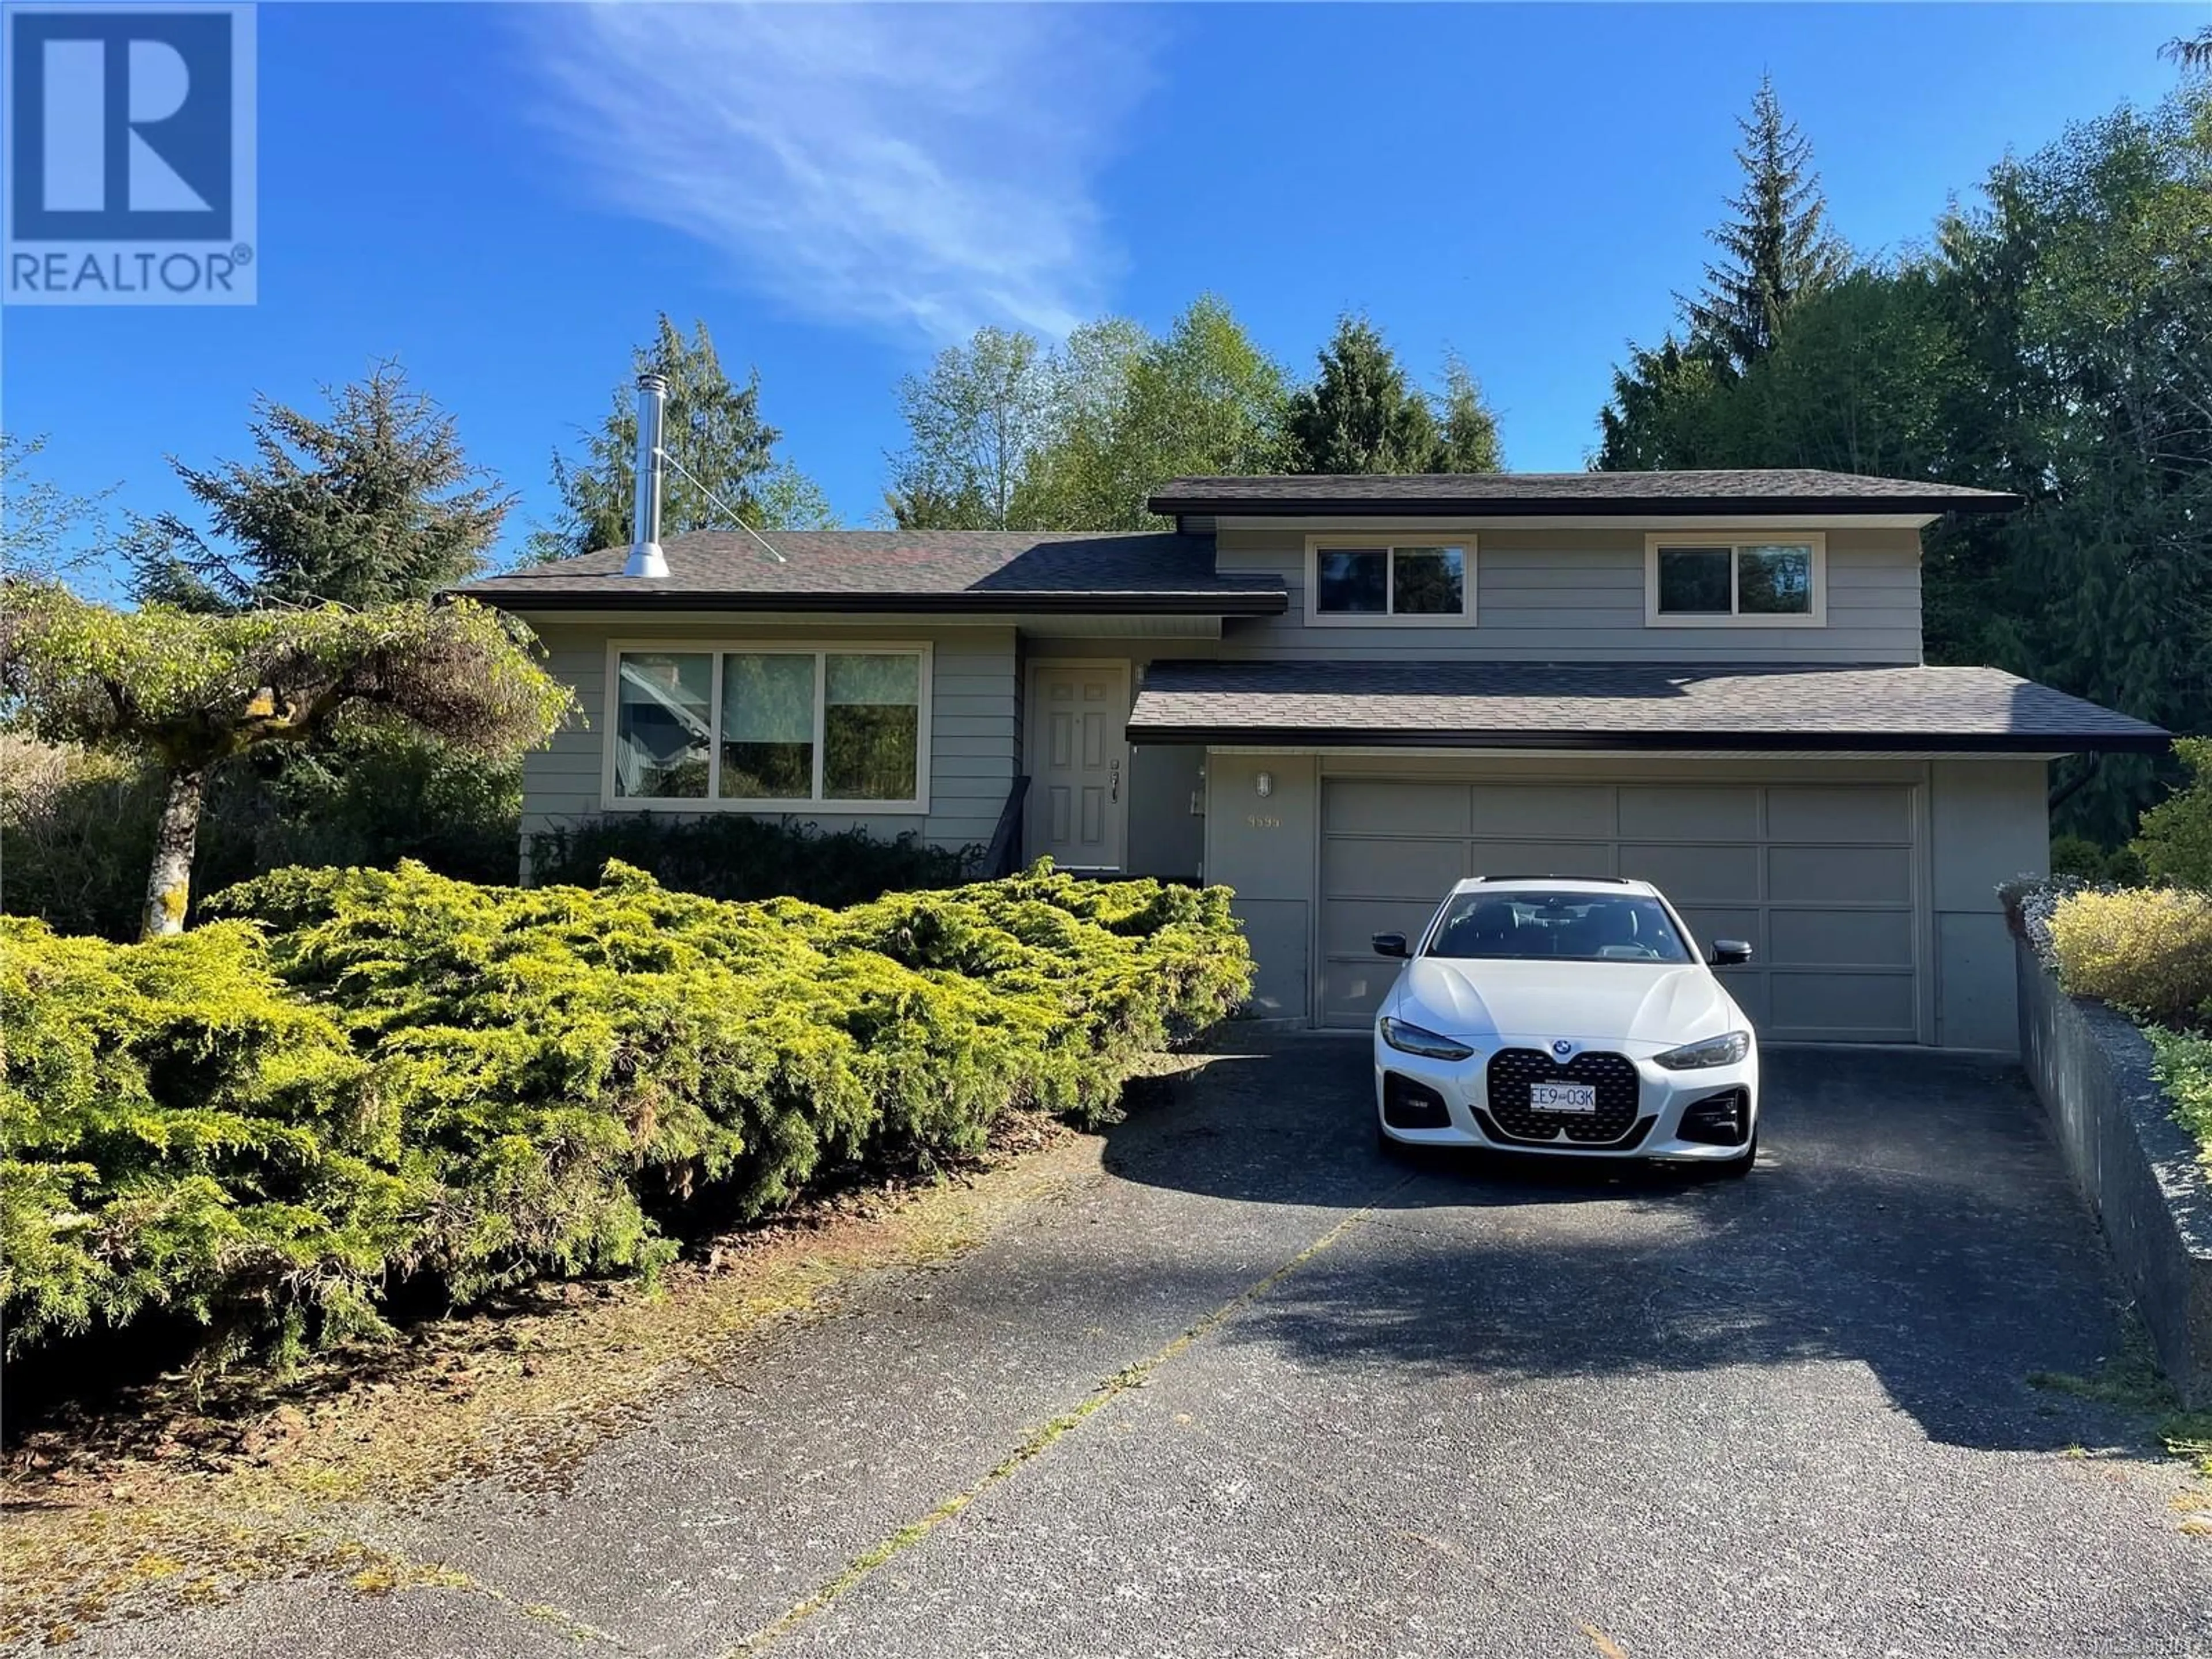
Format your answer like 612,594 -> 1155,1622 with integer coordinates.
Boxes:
1126,660 -> 2166,753
453,531 -> 1288,614
1148,469 -> 2022,518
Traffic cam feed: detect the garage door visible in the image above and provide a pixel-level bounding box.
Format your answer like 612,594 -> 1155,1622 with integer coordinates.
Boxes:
1320,779 -> 1923,1041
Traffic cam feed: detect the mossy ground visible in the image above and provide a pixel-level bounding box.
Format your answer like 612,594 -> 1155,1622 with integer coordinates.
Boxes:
2029,1313 -> 2212,1531
0,1093 -> 1165,1649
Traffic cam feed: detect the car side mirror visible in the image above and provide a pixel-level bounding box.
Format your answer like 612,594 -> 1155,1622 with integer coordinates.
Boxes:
1709,939 -> 1753,968
1371,931 -> 1410,959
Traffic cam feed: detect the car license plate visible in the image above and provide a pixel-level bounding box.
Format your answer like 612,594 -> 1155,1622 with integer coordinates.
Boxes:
1528,1082 -> 1598,1113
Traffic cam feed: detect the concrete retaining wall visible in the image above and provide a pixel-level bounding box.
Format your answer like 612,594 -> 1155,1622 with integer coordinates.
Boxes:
2016,937 -> 2212,1404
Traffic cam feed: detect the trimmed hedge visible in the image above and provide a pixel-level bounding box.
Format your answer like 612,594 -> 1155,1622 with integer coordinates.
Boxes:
527,812 -> 978,908
0,861 -> 1249,1365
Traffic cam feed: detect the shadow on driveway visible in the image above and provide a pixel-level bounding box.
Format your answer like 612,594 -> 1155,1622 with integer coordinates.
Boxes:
1101,1036 -> 2137,1459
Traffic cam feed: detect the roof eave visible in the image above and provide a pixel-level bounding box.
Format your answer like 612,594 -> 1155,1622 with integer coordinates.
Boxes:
1145,493 -> 2022,518
449,589 -> 1290,617
1123,724 -> 2166,754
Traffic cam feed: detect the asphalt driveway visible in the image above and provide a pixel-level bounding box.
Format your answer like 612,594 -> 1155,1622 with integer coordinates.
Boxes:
67,1037 -> 2212,1658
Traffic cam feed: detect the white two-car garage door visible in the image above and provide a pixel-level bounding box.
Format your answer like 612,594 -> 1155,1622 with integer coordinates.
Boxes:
1320,778 -> 1924,1042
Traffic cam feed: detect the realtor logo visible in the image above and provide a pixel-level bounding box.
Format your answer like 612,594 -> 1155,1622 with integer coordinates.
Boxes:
3,3 -> 256,304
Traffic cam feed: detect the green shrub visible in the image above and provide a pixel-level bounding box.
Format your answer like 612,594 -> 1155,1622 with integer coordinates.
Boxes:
0,916 -> 420,1366
527,812 -> 977,908
2149,1027 -> 2212,1162
2050,834 -> 2145,887
254,727 -> 524,888
2136,737 -> 2212,889
2,861 -> 1250,1366
2047,887 -> 2212,1027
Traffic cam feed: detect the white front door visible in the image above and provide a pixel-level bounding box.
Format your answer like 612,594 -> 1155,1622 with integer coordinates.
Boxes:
1029,662 -> 1127,871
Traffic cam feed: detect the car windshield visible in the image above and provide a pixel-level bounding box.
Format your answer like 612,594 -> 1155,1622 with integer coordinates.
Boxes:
1423,889 -> 1694,964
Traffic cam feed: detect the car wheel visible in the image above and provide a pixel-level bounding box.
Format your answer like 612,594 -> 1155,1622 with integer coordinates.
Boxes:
1713,1127 -> 1759,1179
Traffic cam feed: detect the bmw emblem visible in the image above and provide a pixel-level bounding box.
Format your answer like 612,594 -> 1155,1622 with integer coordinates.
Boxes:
1551,1039 -> 1573,1058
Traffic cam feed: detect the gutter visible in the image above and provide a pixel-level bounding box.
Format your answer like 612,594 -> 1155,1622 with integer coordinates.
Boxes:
1122,724 -> 2170,755
444,589 -> 1291,617
1145,493 -> 2024,519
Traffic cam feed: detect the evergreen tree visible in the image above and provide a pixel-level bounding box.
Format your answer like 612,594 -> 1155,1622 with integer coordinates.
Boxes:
1596,85 -> 2212,841
1283,316 -> 1440,474
123,362 -> 509,611
532,316 -> 830,562
1683,75 -> 1851,373
1433,353 -> 1505,472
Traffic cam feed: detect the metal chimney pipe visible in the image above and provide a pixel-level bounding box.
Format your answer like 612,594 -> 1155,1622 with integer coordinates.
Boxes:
625,372 -> 669,578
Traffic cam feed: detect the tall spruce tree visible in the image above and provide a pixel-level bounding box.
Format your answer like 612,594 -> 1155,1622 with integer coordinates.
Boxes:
531,316 -> 830,560
124,362 -> 509,611
1684,75 -> 1851,373
1283,317 -> 1440,474
1594,84 -> 2212,842
1433,353 -> 1506,472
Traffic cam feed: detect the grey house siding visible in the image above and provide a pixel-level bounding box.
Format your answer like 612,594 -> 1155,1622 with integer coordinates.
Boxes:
1930,759 -> 2050,1051
517,620 -> 1018,872
1213,525 -> 1922,663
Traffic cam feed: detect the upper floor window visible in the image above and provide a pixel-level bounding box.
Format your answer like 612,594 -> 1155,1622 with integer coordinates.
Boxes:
1646,534 -> 1825,627
1305,535 -> 1475,627
607,643 -> 930,812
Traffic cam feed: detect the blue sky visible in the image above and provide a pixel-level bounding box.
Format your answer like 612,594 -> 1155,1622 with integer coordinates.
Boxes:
2,2 -> 2195,576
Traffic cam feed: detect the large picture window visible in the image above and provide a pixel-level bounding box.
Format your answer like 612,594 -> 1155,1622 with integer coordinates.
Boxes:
1305,536 -> 1474,626
1646,535 -> 1825,626
609,644 -> 930,810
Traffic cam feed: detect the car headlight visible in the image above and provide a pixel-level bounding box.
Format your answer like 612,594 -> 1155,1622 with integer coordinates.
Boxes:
1653,1031 -> 1752,1070
1379,1017 -> 1475,1062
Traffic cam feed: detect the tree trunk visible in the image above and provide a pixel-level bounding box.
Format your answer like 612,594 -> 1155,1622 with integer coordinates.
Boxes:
141,767 -> 207,940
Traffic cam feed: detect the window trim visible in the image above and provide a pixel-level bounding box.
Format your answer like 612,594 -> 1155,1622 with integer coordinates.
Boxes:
600,639 -> 934,815
1644,532 -> 1827,628
1302,532 -> 1478,628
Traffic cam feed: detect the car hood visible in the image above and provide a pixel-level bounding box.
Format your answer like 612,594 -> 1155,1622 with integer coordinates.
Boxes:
1389,957 -> 1738,1050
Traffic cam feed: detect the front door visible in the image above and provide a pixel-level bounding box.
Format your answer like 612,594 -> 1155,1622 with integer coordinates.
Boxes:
1029,662 -> 1127,872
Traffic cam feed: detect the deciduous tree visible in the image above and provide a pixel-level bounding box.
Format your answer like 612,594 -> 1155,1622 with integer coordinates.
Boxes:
1024,299 -> 1288,528
0,434 -> 118,587
1,586 -> 574,937
884,298 -> 1289,531
885,327 -> 1051,531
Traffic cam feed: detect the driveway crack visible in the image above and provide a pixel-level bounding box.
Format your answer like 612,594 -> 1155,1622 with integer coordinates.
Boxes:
722,1178 -> 1412,1653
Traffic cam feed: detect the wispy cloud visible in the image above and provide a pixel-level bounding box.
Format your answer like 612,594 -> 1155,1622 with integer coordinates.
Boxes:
532,3 -> 1153,344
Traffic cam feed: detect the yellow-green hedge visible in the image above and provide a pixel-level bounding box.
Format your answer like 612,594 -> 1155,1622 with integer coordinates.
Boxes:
1,861 -> 1251,1366
2047,886 -> 2212,1028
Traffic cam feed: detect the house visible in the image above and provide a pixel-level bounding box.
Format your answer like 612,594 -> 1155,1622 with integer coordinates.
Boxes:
456,378 -> 2166,1055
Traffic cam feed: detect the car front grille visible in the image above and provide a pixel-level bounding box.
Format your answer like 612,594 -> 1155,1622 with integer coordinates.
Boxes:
1484,1048 -> 1644,1146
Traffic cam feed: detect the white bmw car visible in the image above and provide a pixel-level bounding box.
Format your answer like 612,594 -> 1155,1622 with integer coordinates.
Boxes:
1371,877 -> 1760,1174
